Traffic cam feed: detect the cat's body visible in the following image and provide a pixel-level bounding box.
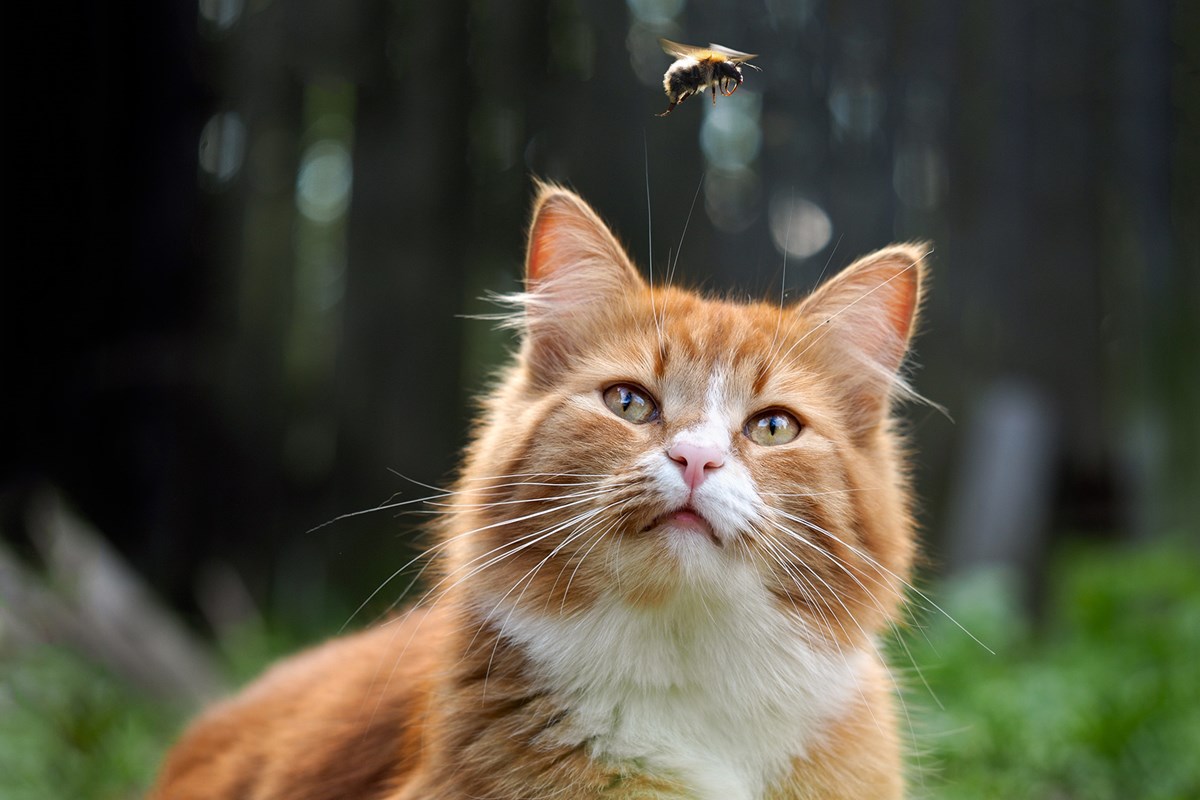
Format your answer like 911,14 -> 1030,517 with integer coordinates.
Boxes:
153,184 -> 927,799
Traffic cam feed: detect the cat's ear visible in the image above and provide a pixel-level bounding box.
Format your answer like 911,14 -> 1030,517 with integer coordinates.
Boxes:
521,183 -> 644,376
796,243 -> 928,435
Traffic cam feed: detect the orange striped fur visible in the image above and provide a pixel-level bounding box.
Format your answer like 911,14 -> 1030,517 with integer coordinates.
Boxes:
152,184 -> 928,799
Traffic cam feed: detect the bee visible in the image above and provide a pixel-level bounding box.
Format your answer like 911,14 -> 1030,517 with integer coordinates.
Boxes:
657,38 -> 761,116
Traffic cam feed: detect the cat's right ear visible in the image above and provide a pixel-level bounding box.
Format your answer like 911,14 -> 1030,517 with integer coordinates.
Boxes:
520,183 -> 643,376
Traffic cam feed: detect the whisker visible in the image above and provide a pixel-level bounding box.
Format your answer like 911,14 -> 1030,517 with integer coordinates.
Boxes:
750,530 -> 839,638
312,473 -> 616,536
462,471 -> 612,482
643,132 -> 666,359
342,490 -> 625,631
762,186 -> 794,371
761,522 -> 925,745
356,498 -> 627,724
552,515 -> 625,615
814,232 -> 843,288
413,491 -> 634,626
307,490 -> 452,534
420,485 -> 617,511
760,522 -> 883,644
667,171 -> 705,287
760,487 -> 877,499
470,500 -> 632,685
762,509 -> 946,747
752,530 -> 891,738
487,509 -> 620,623
775,510 -> 992,654
773,259 -> 920,372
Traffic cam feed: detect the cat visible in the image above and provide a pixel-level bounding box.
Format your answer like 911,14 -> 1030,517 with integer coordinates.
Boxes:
151,182 -> 928,800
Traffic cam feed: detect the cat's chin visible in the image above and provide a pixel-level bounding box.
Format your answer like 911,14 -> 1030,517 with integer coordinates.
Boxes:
643,506 -> 722,548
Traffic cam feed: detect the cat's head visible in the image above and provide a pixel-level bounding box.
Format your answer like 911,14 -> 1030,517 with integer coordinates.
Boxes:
452,183 -> 926,647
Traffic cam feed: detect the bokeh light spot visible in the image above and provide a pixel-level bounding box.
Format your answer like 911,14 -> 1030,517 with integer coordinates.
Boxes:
198,0 -> 243,32
768,192 -> 832,259
295,140 -> 353,224
700,98 -> 762,172
703,168 -> 762,234
198,111 -> 246,186
626,0 -> 685,26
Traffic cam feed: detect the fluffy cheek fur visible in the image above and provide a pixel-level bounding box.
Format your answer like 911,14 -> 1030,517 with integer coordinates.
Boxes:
453,393 -> 653,615
745,429 -> 913,648
453,289 -> 912,652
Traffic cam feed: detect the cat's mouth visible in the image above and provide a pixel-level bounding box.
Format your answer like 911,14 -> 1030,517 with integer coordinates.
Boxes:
643,506 -> 721,547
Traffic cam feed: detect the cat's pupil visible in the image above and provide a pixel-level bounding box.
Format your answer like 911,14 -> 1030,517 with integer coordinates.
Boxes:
745,409 -> 801,445
602,383 -> 657,424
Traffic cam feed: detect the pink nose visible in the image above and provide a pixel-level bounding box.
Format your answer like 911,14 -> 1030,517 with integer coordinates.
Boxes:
667,442 -> 726,490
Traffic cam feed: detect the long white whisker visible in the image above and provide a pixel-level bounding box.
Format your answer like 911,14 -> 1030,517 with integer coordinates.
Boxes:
421,486 -> 617,511
751,531 -> 838,638
308,491 -> 451,534
752,530 -> 891,737
775,510 -> 992,654
471,500 -> 631,685
343,491 -> 623,631
644,132 -> 666,358
761,488 -> 877,499
814,232 -> 843,288
491,507 -> 624,630
773,260 -> 920,371
761,522 -> 922,744
463,471 -> 612,482
762,186 -> 794,370
551,514 -> 626,615
358,500 -> 625,718
668,172 -> 705,286
766,518 -> 898,607
760,523 -> 882,644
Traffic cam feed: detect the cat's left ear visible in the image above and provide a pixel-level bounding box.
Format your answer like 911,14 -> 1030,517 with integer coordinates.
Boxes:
796,243 -> 928,435
521,183 -> 644,377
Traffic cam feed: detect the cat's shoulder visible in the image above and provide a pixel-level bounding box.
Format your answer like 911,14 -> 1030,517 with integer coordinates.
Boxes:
150,607 -> 443,800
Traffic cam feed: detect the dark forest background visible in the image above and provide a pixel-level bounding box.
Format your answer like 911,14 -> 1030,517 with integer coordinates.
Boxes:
4,0 -> 1198,639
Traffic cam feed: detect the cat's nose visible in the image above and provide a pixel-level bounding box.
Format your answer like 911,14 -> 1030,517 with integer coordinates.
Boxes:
667,442 -> 726,491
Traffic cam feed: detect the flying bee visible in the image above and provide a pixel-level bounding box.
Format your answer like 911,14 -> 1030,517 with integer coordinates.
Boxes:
657,38 -> 761,116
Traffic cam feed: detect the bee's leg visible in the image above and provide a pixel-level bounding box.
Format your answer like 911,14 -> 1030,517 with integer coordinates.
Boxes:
711,84 -> 718,104
724,80 -> 739,97
657,101 -> 677,117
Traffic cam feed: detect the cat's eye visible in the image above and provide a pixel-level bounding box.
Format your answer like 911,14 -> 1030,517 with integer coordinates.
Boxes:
745,409 -> 802,446
602,384 -> 659,424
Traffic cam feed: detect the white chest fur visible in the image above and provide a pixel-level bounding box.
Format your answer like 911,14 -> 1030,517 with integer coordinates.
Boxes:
486,563 -> 868,800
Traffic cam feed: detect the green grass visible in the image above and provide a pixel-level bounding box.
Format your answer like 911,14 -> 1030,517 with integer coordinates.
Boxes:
0,646 -> 181,800
898,539 -> 1200,799
1,539 -> 1197,799
0,621 -> 302,800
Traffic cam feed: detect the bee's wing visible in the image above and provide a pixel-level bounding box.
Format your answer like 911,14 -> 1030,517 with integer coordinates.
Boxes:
659,38 -> 716,60
707,43 -> 759,63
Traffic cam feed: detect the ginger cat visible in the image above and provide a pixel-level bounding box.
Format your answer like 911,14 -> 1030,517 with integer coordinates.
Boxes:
152,184 -> 928,800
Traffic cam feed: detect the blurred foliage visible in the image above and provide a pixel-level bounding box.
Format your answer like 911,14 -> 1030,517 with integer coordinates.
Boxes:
898,538 -> 1200,799
0,620 -> 302,800
0,648 -> 175,800
2,538 -> 1198,799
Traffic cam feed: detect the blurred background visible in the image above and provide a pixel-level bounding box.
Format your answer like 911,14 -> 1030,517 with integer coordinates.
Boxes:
2,0 -> 1198,798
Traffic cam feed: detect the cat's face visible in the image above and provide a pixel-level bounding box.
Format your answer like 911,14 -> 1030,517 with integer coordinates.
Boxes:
453,185 -> 924,649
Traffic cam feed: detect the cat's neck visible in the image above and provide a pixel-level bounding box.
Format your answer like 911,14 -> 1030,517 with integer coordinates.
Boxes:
469,559 -> 872,800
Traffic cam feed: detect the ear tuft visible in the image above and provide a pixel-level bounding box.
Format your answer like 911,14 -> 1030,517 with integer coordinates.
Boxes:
796,243 -> 930,433
525,182 -> 641,291
518,182 -> 644,379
